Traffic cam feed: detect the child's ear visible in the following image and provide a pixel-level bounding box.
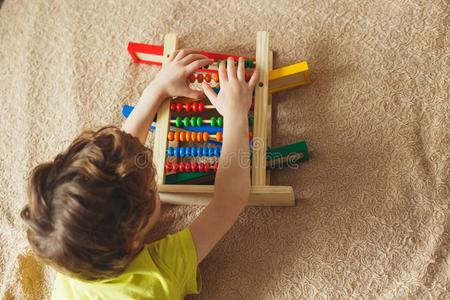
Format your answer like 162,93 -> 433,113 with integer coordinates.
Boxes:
130,238 -> 141,251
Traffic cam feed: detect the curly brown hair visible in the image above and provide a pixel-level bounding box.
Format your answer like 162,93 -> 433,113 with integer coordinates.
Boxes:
20,126 -> 157,280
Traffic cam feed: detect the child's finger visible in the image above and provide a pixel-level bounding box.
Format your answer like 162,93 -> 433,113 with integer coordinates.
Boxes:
227,57 -> 236,79
202,82 -> 218,105
218,60 -> 227,83
184,88 -> 205,100
180,54 -> 211,66
186,58 -> 214,74
174,48 -> 203,61
248,67 -> 260,89
237,57 -> 245,81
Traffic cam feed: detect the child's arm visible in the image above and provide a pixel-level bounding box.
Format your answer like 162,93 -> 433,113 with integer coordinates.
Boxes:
122,49 -> 213,144
189,57 -> 259,263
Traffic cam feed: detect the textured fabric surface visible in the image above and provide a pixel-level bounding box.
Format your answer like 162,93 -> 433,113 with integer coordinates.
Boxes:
1,0 -> 449,299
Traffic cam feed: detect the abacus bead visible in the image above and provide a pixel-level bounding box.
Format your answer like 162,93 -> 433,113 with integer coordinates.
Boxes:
176,102 -> 183,112
214,147 -> 220,157
204,163 -> 210,172
180,147 -> 185,157
198,102 -> 205,112
203,147 -> 209,156
182,116 -> 189,127
248,116 -> 254,126
216,132 -> 223,141
174,131 -> 180,141
165,162 -> 172,172
174,147 -> 180,157
245,73 -> 251,81
168,132 -> 174,141
202,132 -> 209,142
213,163 -> 219,172
208,147 -> 214,156
205,74 -> 211,83
191,132 -> 197,141
191,162 -> 198,172
172,162 -> 179,172
192,102 -> 198,112
179,162 -> 185,172
217,117 -> 223,127
184,132 -> 191,142
167,147 -> 174,156
170,102 -> 177,111
197,74 -> 203,83
196,147 -> 202,156
198,163 -> 205,172
196,117 -> 203,127
185,147 -> 191,157
175,116 -> 182,127
184,102 -> 191,112
212,73 -> 219,82
249,132 -> 253,140
196,132 -> 202,142
190,117 -> 196,127
210,116 -> 216,127
184,163 -> 191,172
189,74 -> 196,83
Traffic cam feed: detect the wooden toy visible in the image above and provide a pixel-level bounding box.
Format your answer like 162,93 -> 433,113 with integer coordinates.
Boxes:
126,32 -> 310,206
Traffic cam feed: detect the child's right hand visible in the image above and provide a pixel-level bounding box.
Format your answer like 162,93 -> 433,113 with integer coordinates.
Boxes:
202,57 -> 259,119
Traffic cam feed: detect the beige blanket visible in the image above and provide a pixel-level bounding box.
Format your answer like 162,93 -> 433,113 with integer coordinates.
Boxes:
1,0 -> 449,299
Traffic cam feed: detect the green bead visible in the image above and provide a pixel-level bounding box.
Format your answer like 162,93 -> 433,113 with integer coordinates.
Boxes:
190,117 -> 196,127
248,116 -> 254,126
210,117 -> 216,127
175,116 -> 182,127
217,117 -> 223,127
196,117 -> 203,127
182,116 -> 189,127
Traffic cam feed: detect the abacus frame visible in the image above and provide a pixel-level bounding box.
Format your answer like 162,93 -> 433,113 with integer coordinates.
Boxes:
151,32 -> 296,206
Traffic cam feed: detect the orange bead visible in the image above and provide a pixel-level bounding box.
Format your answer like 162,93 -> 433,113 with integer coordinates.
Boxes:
249,132 -> 253,140
197,74 -> 203,83
168,132 -> 174,141
179,131 -> 185,142
205,73 -> 211,83
190,132 -> 196,141
212,73 -> 219,82
185,131 -> 191,142
174,131 -> 180,142
216,132 -> 223,142
202,132 -> 209,142
196,132 -> 202,142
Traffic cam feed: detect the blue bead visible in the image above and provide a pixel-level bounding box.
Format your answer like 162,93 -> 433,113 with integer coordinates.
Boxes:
196,147 -> 202,156
203,147 -> 209,156
168,147 -> 174,157
174,147 -> 180,157
214,147 -> 220,157
180,147 -> 185,157
208,147 -> 214,156
186,147 -> 191,157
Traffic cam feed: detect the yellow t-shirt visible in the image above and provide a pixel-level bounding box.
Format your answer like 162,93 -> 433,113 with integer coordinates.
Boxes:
51,228 -> 202,300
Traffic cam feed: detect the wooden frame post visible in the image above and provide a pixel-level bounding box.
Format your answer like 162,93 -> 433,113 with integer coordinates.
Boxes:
252,31 -> 270,186
153,33 -> 178,184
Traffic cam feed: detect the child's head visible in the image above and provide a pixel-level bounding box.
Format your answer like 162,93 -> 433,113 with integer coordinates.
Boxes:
21,126 -> 160,280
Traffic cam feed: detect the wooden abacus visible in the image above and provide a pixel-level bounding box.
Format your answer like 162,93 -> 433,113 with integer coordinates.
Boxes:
127,32 -> 310,206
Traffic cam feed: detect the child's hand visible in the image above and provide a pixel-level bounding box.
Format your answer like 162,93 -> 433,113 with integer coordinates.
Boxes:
201,57 -> 259,119
149,48 -> 213,100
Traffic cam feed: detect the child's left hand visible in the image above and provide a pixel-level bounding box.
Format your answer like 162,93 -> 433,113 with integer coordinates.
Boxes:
149,48 -> 213,100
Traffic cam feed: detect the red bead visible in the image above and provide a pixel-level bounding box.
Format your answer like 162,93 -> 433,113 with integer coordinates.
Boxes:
197,74 -> 203,83
184,102 -> 191,112
178,162 -> 185,172
245,73 -> 251,82
192,102 -> 198,112
176,102 -> 183,112
198,163 -> 205,172
165,162 -> 172,172
204,163 -> 210,172
250,102 -> 254,110
191,162 -> 198,172
184,163 -> 191,172
170,102 -> 177,112
205,74 -> 211,83
198,102 -> 204,112
172,162 -> 179,172
189,74 -> 196,83
213,163 -> 219,172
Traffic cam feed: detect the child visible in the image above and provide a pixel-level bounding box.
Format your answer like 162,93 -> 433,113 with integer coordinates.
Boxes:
21,48 -> 259,299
